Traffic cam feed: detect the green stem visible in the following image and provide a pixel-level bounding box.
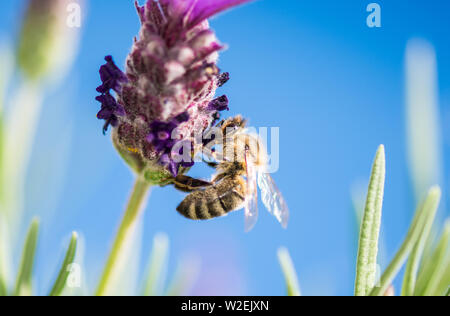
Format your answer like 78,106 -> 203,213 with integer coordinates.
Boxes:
277,247 -> 301,296
0,274 -> 6,296
96,177 -> 151,296
14,218 -> 40,296
401,189 -> 440,296
369,187 -> 441,296
354,145 -> 385,296
49,232 -> 78,296
1,81 -> 42,229
418,223 -> 450,296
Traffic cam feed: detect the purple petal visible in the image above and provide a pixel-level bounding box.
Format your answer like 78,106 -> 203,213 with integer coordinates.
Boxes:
95,91 -> 125,134
173,111 -> 190,124
159,153 -> 172,167
96,93 -> 125,117
168,161 -> 179,177
158,131 -> 170,140
97,107 -> 114,120
147,119 -> 181,154
217,72 -> 230,87
134,0 -> 146,22
159,154 -> 179,177
208,95 -> 229,111
96,56 -> 127,94
147,113 -> 189,154
95,93 -> 117,108
161,0 -> 253,28
149,121 -> 177,133
146,133 -> 156,143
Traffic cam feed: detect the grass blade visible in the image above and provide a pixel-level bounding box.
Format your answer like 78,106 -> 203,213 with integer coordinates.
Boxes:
0,276 -> 6,296
0,214 -> 12,296
14,218 -> 39,296
143,233 -> 169,296
405,39 -> 442,200
49,232 -> 78,296
369,187 -> 441,296
354,145 -> 386,296
166,256 -> 201,296
401,193 -> 440,296
0,42 -> 13,114
415,220 -> 449,296
277,247 -> 301,296
433,262 -> 450,296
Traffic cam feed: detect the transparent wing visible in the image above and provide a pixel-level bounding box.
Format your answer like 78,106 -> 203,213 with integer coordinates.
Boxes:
244,153 -> 258,232
258,173 -> 289,228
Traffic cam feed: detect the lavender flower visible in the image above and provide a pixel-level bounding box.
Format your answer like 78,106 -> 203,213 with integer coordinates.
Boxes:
96,56 -> 127,94
96,0 -> 251,181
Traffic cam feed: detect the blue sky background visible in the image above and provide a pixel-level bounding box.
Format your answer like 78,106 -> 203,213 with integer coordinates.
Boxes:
1,0 -> 450,295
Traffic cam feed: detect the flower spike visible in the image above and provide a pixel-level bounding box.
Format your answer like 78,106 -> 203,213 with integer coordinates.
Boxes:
96,0 -> 253,181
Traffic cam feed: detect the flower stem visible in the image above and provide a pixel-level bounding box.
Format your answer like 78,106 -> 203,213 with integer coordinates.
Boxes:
96,176 -> 151,296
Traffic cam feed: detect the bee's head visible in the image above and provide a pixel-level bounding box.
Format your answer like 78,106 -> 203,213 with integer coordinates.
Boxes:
221,115 -> 247,131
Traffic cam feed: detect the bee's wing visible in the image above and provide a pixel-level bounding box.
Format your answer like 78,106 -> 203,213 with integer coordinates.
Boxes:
244,153 -> 259,232
258,172 -> 289,229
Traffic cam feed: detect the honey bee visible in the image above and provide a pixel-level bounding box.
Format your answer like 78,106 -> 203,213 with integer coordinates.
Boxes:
172,115 -> 289,231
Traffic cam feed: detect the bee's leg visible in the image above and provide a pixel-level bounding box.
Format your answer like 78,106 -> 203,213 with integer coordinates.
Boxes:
201,140 -> 221,166
214,116 -> 225,127
203,113 -> 228,150
173,175 -> 212,193
203,160 -> 219,169
212,172 -> 228,183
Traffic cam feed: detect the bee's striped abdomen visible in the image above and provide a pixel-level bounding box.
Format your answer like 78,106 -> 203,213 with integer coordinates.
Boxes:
195,199 -> 210,220
176,178 -> 246,221
176,191 -> 201,220
206,199 -> 227,218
